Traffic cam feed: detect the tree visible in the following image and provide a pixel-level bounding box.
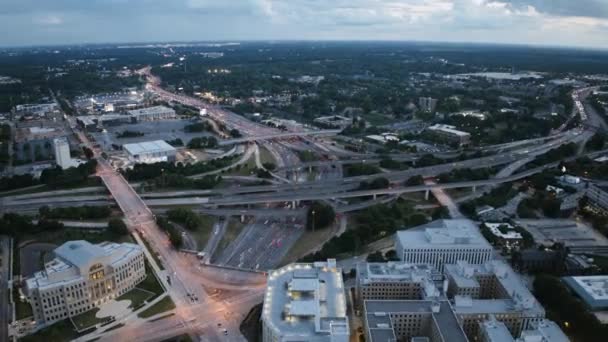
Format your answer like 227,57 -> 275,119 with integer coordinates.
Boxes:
262,162 -> 276,171
306,202 -> 335,231
405,175 -> 424,186
82,146 -> 94,160
586,133 -> 606,151
108,218 -> 128,236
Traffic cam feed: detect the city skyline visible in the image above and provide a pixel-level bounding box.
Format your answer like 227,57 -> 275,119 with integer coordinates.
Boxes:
1,0 -> 608,49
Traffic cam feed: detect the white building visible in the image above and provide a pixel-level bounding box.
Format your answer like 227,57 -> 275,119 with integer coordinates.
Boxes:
356,262 -> 441,302
127,106 -> 176,122
446,260 -> 546,337
426,124 -> 471,146
25,241 -> 145,327
419,97 -> 438,113
479,318 -> 569,342
53,137 -> 73,170
262,259 -> 350,342
395,219 -> 493,271
123,140 -> 177,164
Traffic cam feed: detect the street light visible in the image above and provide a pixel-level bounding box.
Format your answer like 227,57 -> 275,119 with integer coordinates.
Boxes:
311,210 -> 316,232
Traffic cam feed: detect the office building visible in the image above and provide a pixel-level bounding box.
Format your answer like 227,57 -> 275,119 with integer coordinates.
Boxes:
446,260 -> 545,338
262,259 -> 349,342
313,115 -> 353,129
364,300 -> 468,342
562,275 -> 608,312
24,241 -> 145,327
127,106 -> 176,122
356,262 -> 442,302
586,184 -> 608,214
395,219 -> 493,271
426,124 -> 471,146
53,137 -> 73,170
123,140 -> 177,164
419,97 -> 438,113
478,318 -> 569,342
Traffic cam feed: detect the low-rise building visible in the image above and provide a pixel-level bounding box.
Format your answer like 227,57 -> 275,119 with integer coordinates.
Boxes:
562,275 -> 608,313
586,183 -> 608,214
127,106 -> 176,122
478,318 -> 569,342
356,262 -> 441,302
395,219 -> 493,271
262,259 -> 349,342
446,260 -> 546,338
419,97 -> 438,113
313,115 -> 353,129
123,140 -> 177,164
426,124 -> 471,146
24,240 -> 145,327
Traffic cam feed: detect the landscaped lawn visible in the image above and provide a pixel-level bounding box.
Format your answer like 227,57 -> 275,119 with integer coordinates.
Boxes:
13,286 -> 33,320
140,235 -> 165,270
116,288 -> 153,310
137,296 -> 176,319
71,308 -> 111,331
20,319 -> 84,342
137,267 -> 164,301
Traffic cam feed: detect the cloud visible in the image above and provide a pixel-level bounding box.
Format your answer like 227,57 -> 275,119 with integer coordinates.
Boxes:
34,14 -> 64,26
0,0 -> 607,48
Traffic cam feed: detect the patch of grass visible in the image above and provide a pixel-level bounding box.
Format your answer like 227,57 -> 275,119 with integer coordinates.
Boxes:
224,155 -> 256,176
281,225 -> 337,265
137,296 -> 176,319
240,303 -> 262,342
190,215 -> 214,248
20,319 -> 86,342
216,218 -> 246,256
71,308 -> 111,331
140,235 -> 165,270
116,288 -> 153,310
13,285 -> 33,320
259,147 -> 276,165
137,267 -> 164,301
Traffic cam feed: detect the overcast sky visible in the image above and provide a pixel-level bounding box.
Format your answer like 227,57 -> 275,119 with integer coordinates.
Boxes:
1,0 -> 608,48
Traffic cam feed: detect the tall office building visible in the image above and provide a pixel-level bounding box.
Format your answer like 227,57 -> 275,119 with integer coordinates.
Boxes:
395,219 -> 493,271
25,240 -> 145,327
419,97 -> 438,113
53,137 -> 73,170
262,259 -> 349,342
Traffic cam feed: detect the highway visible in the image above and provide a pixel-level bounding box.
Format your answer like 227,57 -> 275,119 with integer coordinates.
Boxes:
72,122 -> 267,342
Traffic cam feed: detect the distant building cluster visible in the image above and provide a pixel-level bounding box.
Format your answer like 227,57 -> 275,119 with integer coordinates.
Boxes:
24,241 -> 145,327
262,219 -> 571,342
76,105 -> 176,131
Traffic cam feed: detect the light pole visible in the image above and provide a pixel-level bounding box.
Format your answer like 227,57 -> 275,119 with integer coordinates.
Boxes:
311,210 -> 316,232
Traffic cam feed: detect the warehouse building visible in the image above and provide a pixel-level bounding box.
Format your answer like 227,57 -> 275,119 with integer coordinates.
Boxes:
123,140 -> 177,164
127,106 -> 176,122
24,241 -> 145,327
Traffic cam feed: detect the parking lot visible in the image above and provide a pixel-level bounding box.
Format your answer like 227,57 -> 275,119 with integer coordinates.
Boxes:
92,119 -> 215,151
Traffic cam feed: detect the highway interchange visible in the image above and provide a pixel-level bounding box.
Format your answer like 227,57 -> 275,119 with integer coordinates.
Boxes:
3,68 -> 606,342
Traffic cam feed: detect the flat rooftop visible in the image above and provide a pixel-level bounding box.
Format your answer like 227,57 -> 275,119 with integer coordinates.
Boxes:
358,262 -> 439,283
364,300 -> 468,342
563,275 -> 608,310
397,219 -> 492,250
428,124 -> 471,137
446,260 -> 545,317
514,219 -> 608,248
262,260 -> 349,341
123,140 -> 176,156
128,105 -> 175,116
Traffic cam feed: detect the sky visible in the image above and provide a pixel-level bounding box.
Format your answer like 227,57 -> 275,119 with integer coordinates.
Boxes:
1,0 -> 608,49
